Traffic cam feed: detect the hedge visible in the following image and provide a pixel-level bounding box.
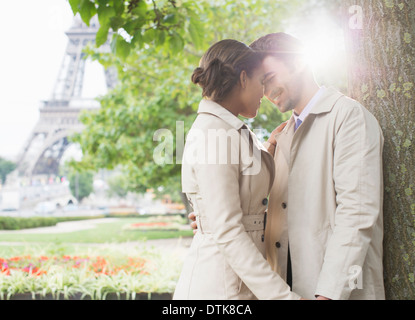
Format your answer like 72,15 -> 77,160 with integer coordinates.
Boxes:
0,216 -> 106,230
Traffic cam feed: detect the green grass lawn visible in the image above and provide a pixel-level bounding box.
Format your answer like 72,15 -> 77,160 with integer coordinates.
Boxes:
0,217 -> 193,245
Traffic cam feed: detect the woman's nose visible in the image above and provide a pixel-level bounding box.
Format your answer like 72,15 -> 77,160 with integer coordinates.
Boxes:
263,85 -> 271,98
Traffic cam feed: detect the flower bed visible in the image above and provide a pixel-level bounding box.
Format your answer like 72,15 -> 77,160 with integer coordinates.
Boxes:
1,254 -> 147,277
130,222 -> 170,228
6,292 -> 172,300
122,216 -> 187,231
124,221 -> 180,231
0,245 -> 182,300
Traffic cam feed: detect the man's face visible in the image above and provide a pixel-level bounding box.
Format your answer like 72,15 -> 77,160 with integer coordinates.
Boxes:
261,55 -> 302,113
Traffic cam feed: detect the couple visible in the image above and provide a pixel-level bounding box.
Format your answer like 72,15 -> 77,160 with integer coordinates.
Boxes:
173,33 -> 385,300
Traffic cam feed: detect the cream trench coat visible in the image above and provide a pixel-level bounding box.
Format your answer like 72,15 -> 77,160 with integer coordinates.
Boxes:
173,99 -> 300,300
265,87 -> 385,300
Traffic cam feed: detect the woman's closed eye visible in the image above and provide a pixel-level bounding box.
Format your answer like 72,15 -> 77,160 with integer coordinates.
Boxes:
262,74 -> 276,86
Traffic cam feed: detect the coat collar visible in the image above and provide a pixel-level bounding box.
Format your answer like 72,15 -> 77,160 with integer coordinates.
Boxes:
197,100 -> 275,186
197,99 -> 246,130
308,87 -> 345,115
276,86 -> 345,141
273,87 -> 345,165
197,98 -> 269,154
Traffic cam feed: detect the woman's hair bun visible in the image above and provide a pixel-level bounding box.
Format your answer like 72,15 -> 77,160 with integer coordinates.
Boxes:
191,58 -> 238,101
191,39 -> 262,102
191,67 -> 205,86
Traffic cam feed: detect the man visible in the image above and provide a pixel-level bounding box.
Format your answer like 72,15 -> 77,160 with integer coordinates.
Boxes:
190,33 -> 385,300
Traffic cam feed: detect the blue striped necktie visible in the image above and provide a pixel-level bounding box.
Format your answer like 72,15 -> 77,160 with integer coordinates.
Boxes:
295,118 -> 303,131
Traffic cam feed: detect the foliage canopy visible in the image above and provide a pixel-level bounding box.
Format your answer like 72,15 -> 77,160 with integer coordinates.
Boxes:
69,0 -> 300,199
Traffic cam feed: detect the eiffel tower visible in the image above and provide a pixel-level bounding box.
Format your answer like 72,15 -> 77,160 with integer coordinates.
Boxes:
16,16 -> 116,181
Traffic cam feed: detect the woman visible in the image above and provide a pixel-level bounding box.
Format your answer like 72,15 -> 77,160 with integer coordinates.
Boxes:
173,39 -> 300,300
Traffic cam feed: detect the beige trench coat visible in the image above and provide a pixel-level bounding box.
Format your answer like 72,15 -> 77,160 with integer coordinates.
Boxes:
265,87 -> 385,300
173,99 -> 300,300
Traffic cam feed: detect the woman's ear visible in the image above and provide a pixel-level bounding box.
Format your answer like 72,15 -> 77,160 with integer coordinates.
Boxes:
239,70 -> 247,89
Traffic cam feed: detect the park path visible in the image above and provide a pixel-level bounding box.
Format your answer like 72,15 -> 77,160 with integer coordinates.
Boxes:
0,218 -> 193,259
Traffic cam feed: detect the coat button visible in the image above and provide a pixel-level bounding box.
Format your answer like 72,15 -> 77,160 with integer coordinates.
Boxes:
275,242 -> 281,248
262,198 -> 268,206
282,202 -> 287,209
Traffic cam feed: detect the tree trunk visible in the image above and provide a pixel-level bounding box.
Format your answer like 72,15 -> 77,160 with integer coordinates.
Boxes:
341,0 -> 415,299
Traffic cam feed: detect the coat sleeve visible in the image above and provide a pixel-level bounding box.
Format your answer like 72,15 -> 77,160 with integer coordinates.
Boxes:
263,141 -> 276,156
193,130 -> 300,300
314,103 -> 384,300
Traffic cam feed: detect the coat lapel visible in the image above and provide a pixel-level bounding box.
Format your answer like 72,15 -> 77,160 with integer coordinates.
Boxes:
197,99 -> 276,190
241,126 -> 275,191
308,87 -> 345,116
275,116 -> 295,166
274,87 -> 345,167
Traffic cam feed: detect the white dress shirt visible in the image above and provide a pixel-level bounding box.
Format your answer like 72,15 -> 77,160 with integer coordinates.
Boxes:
264,86 -> 327,149
293,86 -> 327,125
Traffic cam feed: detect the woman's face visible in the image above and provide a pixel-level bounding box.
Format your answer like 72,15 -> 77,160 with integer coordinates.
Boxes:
239,65 -> 266,119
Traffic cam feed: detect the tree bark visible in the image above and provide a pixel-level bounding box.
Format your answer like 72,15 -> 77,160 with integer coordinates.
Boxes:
342,0 -> 415,299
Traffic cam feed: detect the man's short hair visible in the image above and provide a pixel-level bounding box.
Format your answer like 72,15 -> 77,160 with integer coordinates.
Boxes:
249,32 -> 305,60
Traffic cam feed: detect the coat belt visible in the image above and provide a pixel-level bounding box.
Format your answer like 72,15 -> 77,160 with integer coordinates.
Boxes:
196,214 -> 266,234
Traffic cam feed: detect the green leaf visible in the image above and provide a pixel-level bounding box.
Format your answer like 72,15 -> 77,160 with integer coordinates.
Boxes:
188,17 -> 204,50
163,13 -> 178,25
96,24 -> 110,47
123,18 -> 145,34
110,16 -> 125,31
97,5 -> 115,26
155,30 -> 167,46
131,1 -> 148,16
79,0 -> 97,26
111,34 -> 131,60
111,0 -> 125,15
131,29 -> 144,48
143,28 -> 156,43
68,0 -> 81,14
168,31 -> 184,54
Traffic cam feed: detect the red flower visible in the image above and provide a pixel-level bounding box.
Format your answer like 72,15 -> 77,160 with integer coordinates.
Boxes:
0,254 -> 149,277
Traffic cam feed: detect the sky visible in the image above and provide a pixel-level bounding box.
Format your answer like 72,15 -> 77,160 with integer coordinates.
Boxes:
0,0 -> 106,161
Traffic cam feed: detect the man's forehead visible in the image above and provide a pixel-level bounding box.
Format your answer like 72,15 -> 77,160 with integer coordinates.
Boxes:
262,55 -> 284,72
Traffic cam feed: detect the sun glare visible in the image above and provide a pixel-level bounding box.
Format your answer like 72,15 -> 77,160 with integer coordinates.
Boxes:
287,10 -> 346,80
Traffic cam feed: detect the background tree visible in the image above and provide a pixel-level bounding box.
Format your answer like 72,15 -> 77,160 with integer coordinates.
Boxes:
341,0 -> 415,299
0,158 -> 16,185
106,173 -> 131,198
68,170 -> 94,202
69,0 -> 301,209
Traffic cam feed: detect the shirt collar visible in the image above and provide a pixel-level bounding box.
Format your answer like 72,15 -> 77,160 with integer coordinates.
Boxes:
293,86 -> 326,122
197,99 -> 246,130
